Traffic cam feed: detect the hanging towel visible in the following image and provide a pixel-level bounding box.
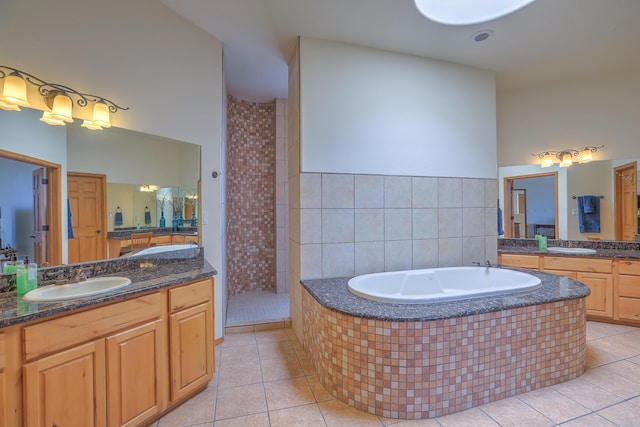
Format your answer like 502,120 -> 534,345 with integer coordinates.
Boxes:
577,196 -> 600,233
497,207 -> 504,236
144,211 -> 152,225
114,210 -> 123,226
67,199 -> 74,239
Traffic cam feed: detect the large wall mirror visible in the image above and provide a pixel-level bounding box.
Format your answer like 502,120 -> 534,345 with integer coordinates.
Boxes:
0,108 -> 200,267
499,158 -> 639,242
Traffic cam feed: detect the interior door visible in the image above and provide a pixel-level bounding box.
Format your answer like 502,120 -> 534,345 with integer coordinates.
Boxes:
614,162 -> 638,241
67,173 -> 107,263
512,189 -> 527,238
32,168 -> 47,266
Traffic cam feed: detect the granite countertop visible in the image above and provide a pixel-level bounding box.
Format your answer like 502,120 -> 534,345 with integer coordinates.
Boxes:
0,258 -> 216,329
498,238 -> 640,260
107,227 -> 198,239
301,269 -> 590,321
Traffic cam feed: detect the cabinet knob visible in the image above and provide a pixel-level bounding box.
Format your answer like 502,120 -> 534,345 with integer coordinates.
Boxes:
626,261 -> 632,265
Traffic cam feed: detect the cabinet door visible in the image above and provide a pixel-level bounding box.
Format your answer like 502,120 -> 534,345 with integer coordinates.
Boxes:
169,302 -> 214,402
23,340 -> 107,427
0,371 -> 5,427
577,272 -> 613,317
106,320 -> 166,427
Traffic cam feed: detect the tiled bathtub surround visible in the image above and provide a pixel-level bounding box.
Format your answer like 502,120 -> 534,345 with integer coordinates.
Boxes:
226,95 -> 276,296
295,174 -> 498,280
302,286 -> 587,419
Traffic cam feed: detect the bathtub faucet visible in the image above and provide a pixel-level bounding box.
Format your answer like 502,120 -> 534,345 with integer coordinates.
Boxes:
472,261 -> 481,267
485,260 -> 492,268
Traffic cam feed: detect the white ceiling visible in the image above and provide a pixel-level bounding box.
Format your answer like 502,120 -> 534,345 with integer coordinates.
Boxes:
161,0 -> 640,103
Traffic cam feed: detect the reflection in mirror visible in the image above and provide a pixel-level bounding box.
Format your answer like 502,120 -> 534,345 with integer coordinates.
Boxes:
499,158 -> 639,242
0,107 -> 200,267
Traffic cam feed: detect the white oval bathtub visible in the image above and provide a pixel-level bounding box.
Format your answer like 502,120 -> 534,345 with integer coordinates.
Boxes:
348,267 -> 541,303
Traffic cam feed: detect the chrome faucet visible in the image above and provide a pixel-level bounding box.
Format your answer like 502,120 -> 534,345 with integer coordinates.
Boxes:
485,260 -> 492,268
68,268 -> 87,283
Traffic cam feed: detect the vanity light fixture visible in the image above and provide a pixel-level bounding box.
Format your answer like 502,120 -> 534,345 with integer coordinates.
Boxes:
0,65 -> 128,130
532,145 -> 605,168
414,0 -> 536,25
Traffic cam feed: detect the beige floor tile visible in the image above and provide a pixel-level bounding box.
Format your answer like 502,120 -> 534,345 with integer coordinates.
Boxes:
597,400 -> 640,426
586,346 -> 622,368
601,360 -> 640,384
429,407 -> 498,426
264,377 -> 316,411
297,353 -> 318,376
260,355 -> 305,381
269,403 -> 327,427
213,412 -> 270,427
157,381 -> 216,427
553,377 -> 624,411
255,329 -> 291,343
221,332 -> 257,347
318,399 -> 383,427
217,360 -> 263,389
257,340 -> 298,360
559,413 -> 618,427
479,396 -> 554,427
590,334 -> 640,359
582,366 -> 640,399
379,418 -> 440,426
586,322 -> 637,340
517,387 -> 590,423
307,375 -> 335,402
628,355 -> 640,365
219,343 -> 259,366
215,383 -> 267,421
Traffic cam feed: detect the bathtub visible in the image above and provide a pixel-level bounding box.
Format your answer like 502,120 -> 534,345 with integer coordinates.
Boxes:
348,266 -> 541,303
127,244 -> 199,258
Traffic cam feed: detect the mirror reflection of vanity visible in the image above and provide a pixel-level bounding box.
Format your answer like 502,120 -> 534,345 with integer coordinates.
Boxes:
0,108 -> 200,266
499,158 -> 639,242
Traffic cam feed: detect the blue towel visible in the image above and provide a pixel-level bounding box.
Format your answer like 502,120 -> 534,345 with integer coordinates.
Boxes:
114,211 -> 123,226
497,207 -> 504,236
144,211 -> 152,225
577,196 -> 600,233
67,199 -> 74,239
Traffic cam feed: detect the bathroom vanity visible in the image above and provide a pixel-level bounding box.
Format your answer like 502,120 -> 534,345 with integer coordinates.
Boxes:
499,242 -> 640,324
0,254 -> 215,427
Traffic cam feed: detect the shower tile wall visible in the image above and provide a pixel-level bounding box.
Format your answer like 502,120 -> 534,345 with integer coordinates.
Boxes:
226,95 -> 276,296
297,173 -> 498,279
275,99 -> 289,294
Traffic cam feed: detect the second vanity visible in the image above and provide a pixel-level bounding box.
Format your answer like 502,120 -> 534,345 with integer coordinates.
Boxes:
499,238 -> 640,325
0,251 -> 215,427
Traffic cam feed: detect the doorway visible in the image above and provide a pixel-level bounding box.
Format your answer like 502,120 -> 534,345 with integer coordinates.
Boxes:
67,172 -> 107,263
614,161 -> 638,241
503,172 -> 558,239
0,149 -> 62,265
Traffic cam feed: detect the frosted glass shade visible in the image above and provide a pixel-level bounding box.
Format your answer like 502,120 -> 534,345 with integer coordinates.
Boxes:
414,0 -> 536,25
0,75 -> 30,107
559,152 -> 573,168
91,102 -> 111,128
81,119 -> 102,130
540,153 -> 554,168
40,111 -> 66,126
0,100 -> 21,111
580,150 -> 593,163
49,94 -> 74,123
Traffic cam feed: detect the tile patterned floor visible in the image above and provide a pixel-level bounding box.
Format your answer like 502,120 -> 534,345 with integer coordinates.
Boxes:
226,290 -> 290,327
149,321 -> 640,426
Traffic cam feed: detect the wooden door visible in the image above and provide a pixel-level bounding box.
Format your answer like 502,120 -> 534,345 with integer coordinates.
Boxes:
31,168 -> 47,266
169,302 -> 214,402
67,173 -> 107,263
23,340 -> 107,427
577,272 -> 613,318
106,321 -> 166,427
614,162 -> 638,241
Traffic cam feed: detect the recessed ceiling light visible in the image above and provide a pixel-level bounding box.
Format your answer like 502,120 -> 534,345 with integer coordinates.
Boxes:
414,0 -> 536,26
472,30 -> 494,42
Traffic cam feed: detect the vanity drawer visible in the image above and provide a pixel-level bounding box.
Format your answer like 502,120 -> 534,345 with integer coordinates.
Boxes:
619,275 -> 640,298
169,278 -> 213,313
618,260 -> 640,276
0,332 -> 5,369
543,256 -> 612,273
499,254 -> 540,269
618,297 -> 640,322
23,292 -> 162,361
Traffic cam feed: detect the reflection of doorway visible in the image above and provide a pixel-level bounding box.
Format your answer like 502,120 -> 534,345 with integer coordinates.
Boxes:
614,161 -> 638,241
0,149 -> 62,265
504,172 -> 558,239
67,172 -> 107,263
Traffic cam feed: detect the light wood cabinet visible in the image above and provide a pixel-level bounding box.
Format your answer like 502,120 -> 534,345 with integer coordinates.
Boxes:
577,272 -> 613,317
106,320 -> 166,427
616,260 -> 640,322
23,340 -> 107,427
0,332 -> 6,427
169,279 -> 214,402
498,253 -> 540,269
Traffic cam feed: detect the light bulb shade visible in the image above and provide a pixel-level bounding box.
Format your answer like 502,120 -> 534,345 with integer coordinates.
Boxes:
414,0 -> 536,25
81,119 -> 102,130
0,75 -> 30,107
49,94 -> 74,123
580,150 -> 593,163
559,152 -> 573,168
540,153 -> 554,168
91,102 -> 111,128
40,111 -> 66,126
0,100 -> 21,111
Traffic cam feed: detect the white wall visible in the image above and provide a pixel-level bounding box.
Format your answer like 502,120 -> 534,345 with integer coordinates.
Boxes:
1,0 -> 225,339
498,72 -> 640,167
300,38 -> 497,178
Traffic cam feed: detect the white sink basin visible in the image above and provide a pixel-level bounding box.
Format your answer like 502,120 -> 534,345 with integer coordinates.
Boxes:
546,247 -> 597,255
23,277 -> 132,302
